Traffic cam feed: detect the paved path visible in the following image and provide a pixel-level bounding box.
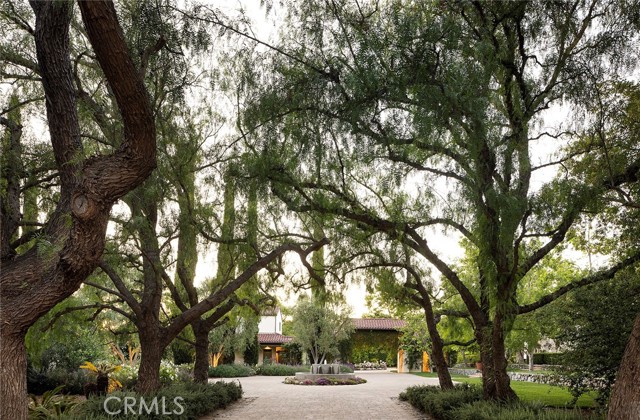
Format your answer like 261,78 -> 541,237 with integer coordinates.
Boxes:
202,371 -> 439,419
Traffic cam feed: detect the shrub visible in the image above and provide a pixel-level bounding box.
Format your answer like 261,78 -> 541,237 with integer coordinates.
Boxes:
451,400 -> 587,420
110,361 -> 190,390
208,364 -> 256,378
399,384 -> 482,419
159,360 -> 181,386
255,364 -> 307,376
340,363 -> 355,373
111,365 -> 138,390
27,364 -> 90,395
75,381 -> 242,419
533,353 -> 564,366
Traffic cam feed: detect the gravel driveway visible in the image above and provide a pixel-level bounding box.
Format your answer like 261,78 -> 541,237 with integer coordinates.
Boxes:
201,370 -> 439,419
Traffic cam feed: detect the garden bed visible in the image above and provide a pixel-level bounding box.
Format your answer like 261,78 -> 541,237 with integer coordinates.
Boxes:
284,376 -> 367,385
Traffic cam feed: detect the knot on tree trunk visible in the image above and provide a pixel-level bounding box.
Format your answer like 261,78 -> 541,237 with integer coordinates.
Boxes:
71,193 -> 97,220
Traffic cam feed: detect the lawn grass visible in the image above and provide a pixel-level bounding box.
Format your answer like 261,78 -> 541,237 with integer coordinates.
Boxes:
411,372 -> 597,408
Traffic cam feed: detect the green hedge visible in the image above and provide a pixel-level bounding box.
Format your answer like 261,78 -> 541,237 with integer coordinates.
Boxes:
399,384 -> 482,419
208,364 -> 256,378
73,382 -> 242,419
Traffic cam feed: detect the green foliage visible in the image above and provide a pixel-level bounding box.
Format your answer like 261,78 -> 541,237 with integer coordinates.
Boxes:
207,364 -> 256,378
290,298 -> 354,364
253,364 -> 304,376
348,330 -> 399,367
449,401 -> 588,420
170,336 -> 194,365
26,300 -> 110,371
532,353 -> 563,365
399,384 -> 483,419
28,385 -> 80,419
399,313 -> 431,369
243,333 -> 259,366
416,373 -> 598,408
75,382 -> 242,420
110,361 -> 191,390
553,271 -> 640,406
27,364 -> 89,396
280,342 -> 303,365
284,376 -> 367,385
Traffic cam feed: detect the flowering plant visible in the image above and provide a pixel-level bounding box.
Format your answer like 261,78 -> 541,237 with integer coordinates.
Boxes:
354,360 -> 387,370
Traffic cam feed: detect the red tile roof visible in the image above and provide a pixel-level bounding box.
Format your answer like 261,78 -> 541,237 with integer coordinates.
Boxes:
258,333 -> 293,344
351,318 -> 407,331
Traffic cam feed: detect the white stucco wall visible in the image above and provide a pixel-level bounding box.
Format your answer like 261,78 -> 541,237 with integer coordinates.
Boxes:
258,309 -> 282,334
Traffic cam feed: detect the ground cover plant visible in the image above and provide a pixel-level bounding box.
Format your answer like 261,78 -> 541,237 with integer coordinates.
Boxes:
284,376 -> 367,386
28,385 -> 81,419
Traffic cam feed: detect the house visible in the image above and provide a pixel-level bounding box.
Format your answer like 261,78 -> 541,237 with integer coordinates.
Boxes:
233,311 -> 430,371
256,307 -> 293,364
347,318 -> 405,368
347,318 -> 430,372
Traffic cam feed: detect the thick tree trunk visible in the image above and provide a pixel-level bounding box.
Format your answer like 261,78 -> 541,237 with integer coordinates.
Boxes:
0,1 -> 155,418
0,330 -> 28,420
491,318 -> 517,401
607,313 -> 640,420
136,330 -> 164,394
193,322 -> 210,384
418,292 -> 454,389
476,326 -> 497,400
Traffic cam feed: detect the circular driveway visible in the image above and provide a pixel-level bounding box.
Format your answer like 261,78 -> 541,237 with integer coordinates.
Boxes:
203,371 -> 438,419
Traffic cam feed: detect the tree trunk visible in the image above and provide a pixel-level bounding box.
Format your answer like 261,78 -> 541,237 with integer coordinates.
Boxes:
607,312 -> 640,420
136,330 -> 164,394
193,322 -> 210,384
419,292 -> 454,389
476,325 -> 498,400
0,330 -> 28,420
1,2 -> 156,418
491,318 -> 517,401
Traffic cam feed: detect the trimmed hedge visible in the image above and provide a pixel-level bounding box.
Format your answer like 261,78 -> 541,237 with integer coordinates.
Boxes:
73,382 -> 242,419
208,364 -> 256,378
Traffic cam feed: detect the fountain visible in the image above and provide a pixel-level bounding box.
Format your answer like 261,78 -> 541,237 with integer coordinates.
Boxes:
294,363 -> 356,381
